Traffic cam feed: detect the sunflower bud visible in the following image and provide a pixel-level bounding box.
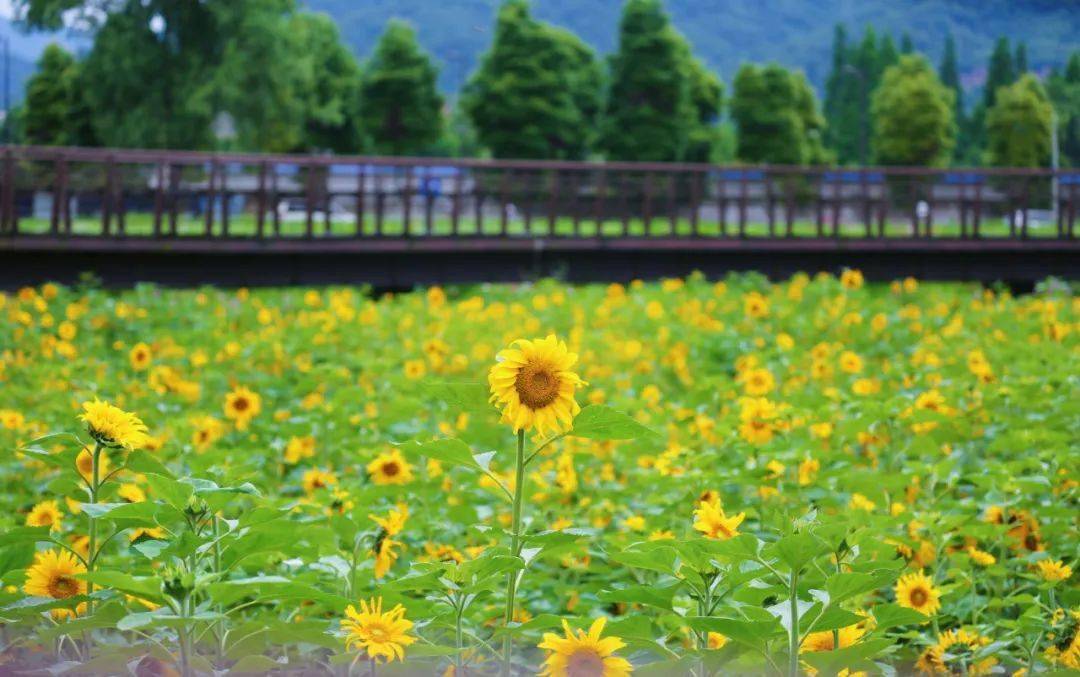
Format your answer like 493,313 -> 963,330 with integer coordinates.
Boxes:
160,564 -> 194,603
184,495 -> 209,521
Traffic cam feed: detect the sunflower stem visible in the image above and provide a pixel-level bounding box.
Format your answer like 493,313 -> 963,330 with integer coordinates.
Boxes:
86,442 -> 103,616
788,569 -> 800,677
502,429 -> 527,677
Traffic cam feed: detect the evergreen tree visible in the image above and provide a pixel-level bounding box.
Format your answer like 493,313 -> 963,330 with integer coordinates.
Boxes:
1044,52 -> 1080,167
359,20 -> 443,156
23,44 -> 78,146
985,74 -> 1052,167
879,35 -> 899,72
731,63 -> 827,165
290,12 -> 363,153
598,0 -> 696,161
900,33 -> 914,54
871,54 -> 956,166
463,0 -> 599,159
984,37 -> 1015,110
938,33 -> 962,115
1014,42 -> 1028,74
684,56 -> 724,162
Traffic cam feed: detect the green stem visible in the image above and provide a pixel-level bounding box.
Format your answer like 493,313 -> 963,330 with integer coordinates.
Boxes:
788,569 -> 800,677
455,597 -> 465,676
502,429 -> 527,677
178,594 -> 193,677
86,443 -> 103,614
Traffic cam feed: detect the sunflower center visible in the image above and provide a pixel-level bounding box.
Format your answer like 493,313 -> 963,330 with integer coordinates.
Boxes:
566,648 -> 605,677
382,462 -> 400,477
233,397 -> 250,412
366,624 -> 392,644
49,575 -> 79,599
515,362 -> 560,409
909,587 -> 928,607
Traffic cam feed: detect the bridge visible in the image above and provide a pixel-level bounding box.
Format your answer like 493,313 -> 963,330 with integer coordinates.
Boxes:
1,145 -> 1077,288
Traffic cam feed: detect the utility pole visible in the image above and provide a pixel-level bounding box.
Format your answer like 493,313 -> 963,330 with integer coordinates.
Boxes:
1051,108 -> 1059,225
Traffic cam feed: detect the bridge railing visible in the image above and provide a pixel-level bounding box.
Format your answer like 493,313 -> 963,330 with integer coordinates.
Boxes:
1,145 -> 1076,240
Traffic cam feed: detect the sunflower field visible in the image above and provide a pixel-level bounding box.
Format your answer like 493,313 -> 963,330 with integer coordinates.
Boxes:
0,272 -> 1077,676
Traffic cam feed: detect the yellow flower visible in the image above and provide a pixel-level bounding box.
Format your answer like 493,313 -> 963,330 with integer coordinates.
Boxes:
224,387 -> 261,430
538,617 -> 633,677
341,597 -> 416,663
848,493 -> 876,512
739,368 -> 775,396
23,548 -> 86,602
117,483 -> 147,503
894,571 -> 941,616
488,335 -> 585,436
403,359 -> 426,380
966,547 -> 996,567
1035,559 -> 1073,583
920,628 -> 996,676
743,292 -> 769,319
367,449 -> 415,486
284,436 -> 316,464
840,269 -> 864,290
130,526 -> 168,542
707,632 -> 728,649
302,468 -> 337,494
692,500 -> 745,540
26,500 -> 63,532
80,399 -> 149,450
370,504 -> 409,537
839,351 -> 864,374
129,342 -> 152,371
76,445 -> 110,484
801,622 -> 866,652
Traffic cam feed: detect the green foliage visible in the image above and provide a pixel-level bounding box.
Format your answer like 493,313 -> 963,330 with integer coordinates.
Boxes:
684,57 -> 724,163
359,20 -> 443,156
463,0 -> 600,159
1047,51 -> 1080,168
984,37 -> 1016,110
22,43 -> 94,146
289,12 -> 363,153
731,63 -> 828,165
870,54 -> 956,166
598,0 -> 695,162
985,74 -> 1053,167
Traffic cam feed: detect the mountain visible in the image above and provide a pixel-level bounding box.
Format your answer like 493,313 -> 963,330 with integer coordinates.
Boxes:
304,0 -> 1080,96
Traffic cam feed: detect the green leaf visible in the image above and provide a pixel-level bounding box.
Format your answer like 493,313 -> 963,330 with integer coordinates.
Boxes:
122,452 -> 175,478
826,571 -> 897,604
82,571 -> 165,603
570,405 -> 656,440
0,526 -> 52,546
79,501 -> 160,522
799,638 -> 893,673
766,532 -> 828,572
597,582 -> 679,611
144,473 -> 194,512
871,603 -> 929,631
686,616 -> 785,649
609,545 -> 678,575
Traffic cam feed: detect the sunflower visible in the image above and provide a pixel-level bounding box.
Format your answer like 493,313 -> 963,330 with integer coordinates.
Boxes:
341,597 -> 415,663
366,449 -> 415,486
801,622 -> 867,652
117,483 -> 147,503
24,549 -> 86,603
284,435 -> 316,464
129,342 -> 152,371
373,538 -> 402,578
918,628 -> 997,676
488,335 -> 585,436
302,468 -> 338,494
79,399 -> 149,449
26,500 -> 63,532
1035,559 -> 1073,583
224,386 -> 261,430
370,504 -> 409,537
538,617 -> 633,677
707,632 -> 728,649
894,571 -> 941,616
692,500 -> 745,540
76,445 -> 111,483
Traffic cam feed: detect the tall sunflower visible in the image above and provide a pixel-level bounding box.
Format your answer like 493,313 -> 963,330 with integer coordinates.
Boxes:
79,399 -> 149,450
538,617 -> 633,677
488,335 -> 585,436
692,500 -> 745,540
26,500 -> 63,532
24,549 -> 86,602
224,386 -> 262,431
894,571 -> 941,616
366,449 -> 415,486
341,597 -> 415,663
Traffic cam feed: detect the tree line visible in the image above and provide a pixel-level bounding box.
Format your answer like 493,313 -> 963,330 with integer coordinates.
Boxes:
11,0 -> 1080,168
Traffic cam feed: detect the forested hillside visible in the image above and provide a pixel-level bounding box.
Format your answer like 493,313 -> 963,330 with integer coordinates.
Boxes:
306,0 -> 1079,92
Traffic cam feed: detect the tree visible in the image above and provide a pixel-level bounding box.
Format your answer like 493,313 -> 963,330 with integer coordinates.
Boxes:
289,12 -> 363,153
463,0 -> 599,159
900,33 -> 914,54
824,24 -> 861,164
1047,52 -> 1080,167
984,37 -> 1015,110
871,54 -> 956,166
22,43 -> 91,146
1014,42 -> 1028,75
359,20 -> 443,156
938,33 -> 966,161
731,63 -> 828,165
985,74 -> 1052,167
684,56 -> 724,162
598,0 -> 696,161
